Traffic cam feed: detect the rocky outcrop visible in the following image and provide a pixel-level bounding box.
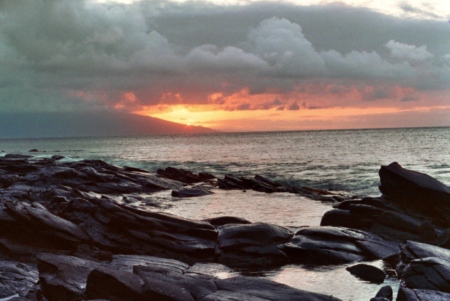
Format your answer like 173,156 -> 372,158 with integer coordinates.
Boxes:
36,253 -> 341,301
171,185 -> 214,198
2,156 -> 450,300
284,226 -> 399,264
397,287 -> 450,301
397,241 -> 450,293
346,263 -> 386,284
217,174 -> 348,202
157,166 -> 215,184
321,162 -> 450,246
379,162 -> 450,227
0,261 -> 38,299
370,285 -> 393,301
217,222 -> 293,268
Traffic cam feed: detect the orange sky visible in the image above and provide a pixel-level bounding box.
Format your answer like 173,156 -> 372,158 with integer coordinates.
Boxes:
134,86 -> 450,131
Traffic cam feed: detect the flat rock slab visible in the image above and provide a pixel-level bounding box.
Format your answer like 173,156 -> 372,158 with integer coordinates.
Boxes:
397,241 -> 450,296
284,226 -> 399,264
401,240 -> 450,262
0,261 -> 38,298
37,253 -> 343,301
397,287 -> 450,301
402,257 -> 450,292
217,222 -> 293,267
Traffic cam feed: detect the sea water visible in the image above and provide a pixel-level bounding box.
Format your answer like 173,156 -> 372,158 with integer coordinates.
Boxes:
1,127 -> 450,300
1,127 -> 449,196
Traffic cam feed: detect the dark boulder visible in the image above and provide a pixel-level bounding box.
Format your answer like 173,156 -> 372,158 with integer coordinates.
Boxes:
37,253 -> 343,301
321,196 -> 444,245
402,257 -> 450,292
370,285 -> 393,301
396,241 -> 450,298
284,226 -> 399,264
135,265 -> 215,301
397,287 -> 450,301
346,263 -> 386,283
379,162 -> 450,226
400,240 -> 450,262
37,254 -> 100,301
86,267 -> 145,301
217,222 -> 293,267
204,216 -> 252,226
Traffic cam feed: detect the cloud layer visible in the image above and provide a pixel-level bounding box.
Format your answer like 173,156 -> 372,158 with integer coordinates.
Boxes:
0,0 -> 449,116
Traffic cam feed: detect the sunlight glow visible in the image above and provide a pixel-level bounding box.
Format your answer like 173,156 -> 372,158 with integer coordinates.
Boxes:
135,104 -> 450,132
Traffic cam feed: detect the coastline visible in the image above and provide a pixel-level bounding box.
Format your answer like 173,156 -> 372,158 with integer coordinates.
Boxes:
0,154 -> 450,300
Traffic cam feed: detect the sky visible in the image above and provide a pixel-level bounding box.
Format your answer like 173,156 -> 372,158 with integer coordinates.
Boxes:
0,0 -> 449,133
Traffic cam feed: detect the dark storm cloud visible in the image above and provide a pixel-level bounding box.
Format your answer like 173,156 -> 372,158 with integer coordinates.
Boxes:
0,0 -> 448,113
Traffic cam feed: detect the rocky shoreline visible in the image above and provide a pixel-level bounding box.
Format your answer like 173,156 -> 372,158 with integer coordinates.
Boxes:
0,154 -> 450,300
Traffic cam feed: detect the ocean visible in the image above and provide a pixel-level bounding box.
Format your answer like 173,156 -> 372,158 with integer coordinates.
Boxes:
1,126 -> 449,300
1,127 -> 449,196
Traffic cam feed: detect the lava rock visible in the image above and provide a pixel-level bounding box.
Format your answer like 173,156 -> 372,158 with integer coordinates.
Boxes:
370,285 -> 393,301
284,226 -> 399,264
204,216 -> 252,226
0,261 -> 38,299
379,162 -> 450,227
397,287 -> 450,301
346,263 -> 386,283
172,186 -> 214,198
217,222 -> 293,267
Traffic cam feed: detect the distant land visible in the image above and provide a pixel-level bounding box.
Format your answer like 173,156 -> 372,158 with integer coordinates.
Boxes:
0,111 -> 218,139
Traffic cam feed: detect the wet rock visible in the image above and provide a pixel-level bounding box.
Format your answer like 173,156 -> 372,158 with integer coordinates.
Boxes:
218,174 -> 253,190
4,201 -> 90,250
157,166 -> 212,184
135,265 -> 215,301
397,287 -> 450,301
59,196 -> 218,263
402,257 -> 450,292
86,267 -> 145,301
346,263 -> 386,283
0,261 -> 38,298
400,240 -> 450,262
204,216 -> 252,226
38,254 -> 100,301
284,227 -> 399,264
216,173 -> 348,202
322,163 -> 450,246
370,285 -> 393,301
217,222 -> 293,267
379,162 -> 450,227
213,276 -> 341,301
172,186 -> 214,198
37,253 -> 342,301
396,241 -> 450,298
321,196 -> 444,245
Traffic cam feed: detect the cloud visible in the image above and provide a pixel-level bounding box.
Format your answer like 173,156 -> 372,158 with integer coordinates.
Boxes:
0,0 -> 448,115
398,2 -> 440,19
385,40 -> 433,62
